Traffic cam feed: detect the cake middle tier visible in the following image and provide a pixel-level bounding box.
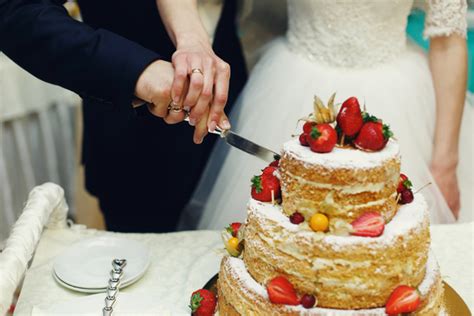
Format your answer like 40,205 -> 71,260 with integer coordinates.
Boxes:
244,193 -> 430,309
280,139 -> 401,226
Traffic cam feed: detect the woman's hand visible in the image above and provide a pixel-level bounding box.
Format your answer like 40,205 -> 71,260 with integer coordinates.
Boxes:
430,162 -> 460,219
134,59 -> 209,144
171,34 -> 231,133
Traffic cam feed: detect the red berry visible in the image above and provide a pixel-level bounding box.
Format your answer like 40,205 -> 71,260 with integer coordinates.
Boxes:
397,174 -> 413,194
300,294 -> 316,309
269,160 -> 279,167
251,173 -> 281,202
226,222 -> 242,237
190,289 -> 217,316
262,166 -> 277,176
306,124 -> 337,153
351,212 -> 385,237
336,97 -> 363,137
266,276 -> 300,306
289,212 -> 305,224
303,121 -> 316,134
299,133 -> 309,146
354,121 -> 393,152
399,189 -> 414,204
385,285 -> 421,315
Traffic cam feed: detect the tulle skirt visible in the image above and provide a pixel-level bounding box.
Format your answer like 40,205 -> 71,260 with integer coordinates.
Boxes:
183,38 -> 473,230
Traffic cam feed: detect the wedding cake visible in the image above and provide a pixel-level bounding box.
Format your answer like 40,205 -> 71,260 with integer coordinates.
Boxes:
216,95 -> 444,315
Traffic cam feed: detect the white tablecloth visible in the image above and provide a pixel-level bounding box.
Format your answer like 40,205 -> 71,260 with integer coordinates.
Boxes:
14,223 -> 474,315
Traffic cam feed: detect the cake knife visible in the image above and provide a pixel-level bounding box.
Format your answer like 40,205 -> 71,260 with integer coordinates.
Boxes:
132,101 -> 279,162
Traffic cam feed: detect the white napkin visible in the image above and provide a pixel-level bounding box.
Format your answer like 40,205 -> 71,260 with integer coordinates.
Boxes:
31,292 -> 171,315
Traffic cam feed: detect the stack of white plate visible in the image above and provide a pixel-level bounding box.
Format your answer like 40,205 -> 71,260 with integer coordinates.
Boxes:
53,236 -> 151,293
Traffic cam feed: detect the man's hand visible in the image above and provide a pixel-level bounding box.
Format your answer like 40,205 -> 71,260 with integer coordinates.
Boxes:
134,59 -> 209,144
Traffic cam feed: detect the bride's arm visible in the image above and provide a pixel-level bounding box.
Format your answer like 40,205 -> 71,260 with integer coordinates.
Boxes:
429,35 -> 467,218
156,0 -> 231,143
424,0 -> 468,218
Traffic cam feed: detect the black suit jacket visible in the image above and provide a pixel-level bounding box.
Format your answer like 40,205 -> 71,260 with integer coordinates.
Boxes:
0,0 -> 247,232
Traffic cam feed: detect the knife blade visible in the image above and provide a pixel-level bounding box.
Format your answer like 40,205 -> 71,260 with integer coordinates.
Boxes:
131,101 -> 279,162
219,129 -> 279,163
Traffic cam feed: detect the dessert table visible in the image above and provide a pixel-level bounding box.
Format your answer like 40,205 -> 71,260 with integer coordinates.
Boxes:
14,222 -> 473,315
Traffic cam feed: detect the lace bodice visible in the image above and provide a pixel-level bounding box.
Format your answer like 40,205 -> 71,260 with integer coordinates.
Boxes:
286,0 -> 467,68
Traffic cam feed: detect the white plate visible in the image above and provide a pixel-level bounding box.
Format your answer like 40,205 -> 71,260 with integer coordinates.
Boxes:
53,269 -> 146,293
53,236 -> 151,289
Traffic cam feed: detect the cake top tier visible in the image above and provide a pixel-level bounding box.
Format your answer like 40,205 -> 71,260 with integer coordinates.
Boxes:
283,138 -> 400,169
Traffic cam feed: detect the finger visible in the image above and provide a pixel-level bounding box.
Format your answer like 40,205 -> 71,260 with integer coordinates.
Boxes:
183,56 -> 204,115
171,53 -> 188,104
208,60 -> 230,130
188,58 -> 214,128
147,102 -> 168,118
193,109 -> 209,144
164,79 -> 189,124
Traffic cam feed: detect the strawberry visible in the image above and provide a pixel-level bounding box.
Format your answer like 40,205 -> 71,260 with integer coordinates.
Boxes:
299,133 -> 309,146
251,173 -> 281,202
336,97 -> 363,137
226,222 -> 242,237
269,159 -> 280,167
351,212 -> 385,237
303,121 -> 316,134
266,276 -> 300,305
262,166 -> 277,176
354,121 -> 393,151
385,285 -> 421,315
397,174 -> 413,194
306,124 -> 337,153
190,289 -> 217,316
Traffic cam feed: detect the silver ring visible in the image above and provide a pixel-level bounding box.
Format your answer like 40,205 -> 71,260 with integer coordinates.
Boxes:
191,68 -> 203,75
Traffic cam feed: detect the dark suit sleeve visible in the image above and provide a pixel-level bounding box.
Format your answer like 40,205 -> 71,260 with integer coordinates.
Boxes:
0,0 -> 160,106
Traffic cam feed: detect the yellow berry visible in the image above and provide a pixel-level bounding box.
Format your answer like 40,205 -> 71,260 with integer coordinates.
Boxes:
310,213 -> 329,232
228,237 -> 240,250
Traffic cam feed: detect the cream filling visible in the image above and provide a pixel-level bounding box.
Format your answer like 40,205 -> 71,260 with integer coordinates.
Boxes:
285,171 -> 388,194
289,192 -> 395,216
312,258 -> 371,270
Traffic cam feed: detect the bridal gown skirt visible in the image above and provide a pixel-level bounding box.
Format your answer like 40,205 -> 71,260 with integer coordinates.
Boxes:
188,38 -> 473,230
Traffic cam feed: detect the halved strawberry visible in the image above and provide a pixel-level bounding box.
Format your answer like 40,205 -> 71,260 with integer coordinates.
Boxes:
397,174 -> 413,194
385,285 -> 421,315
351,212 -> 385,237
336,97 -> 363,137
226,222 -> 242,237
266,276 -> 300,305
190,289 -> 217,316
251,173 -> 281,202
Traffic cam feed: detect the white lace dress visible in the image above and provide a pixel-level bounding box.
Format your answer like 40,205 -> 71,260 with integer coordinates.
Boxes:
186,0 -> 472,230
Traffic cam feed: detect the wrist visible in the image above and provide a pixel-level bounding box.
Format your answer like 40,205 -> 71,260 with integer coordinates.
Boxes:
430,155 -> 458,172
175,31 -> 211,50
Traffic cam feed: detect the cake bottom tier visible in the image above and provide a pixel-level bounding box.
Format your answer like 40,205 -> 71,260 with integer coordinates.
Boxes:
217,254 -> 444,315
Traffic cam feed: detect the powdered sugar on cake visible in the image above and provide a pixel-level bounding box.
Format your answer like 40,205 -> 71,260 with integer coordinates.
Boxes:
225,253 -> 439,315
283,138 -> 400,169
247,193 -> 428,251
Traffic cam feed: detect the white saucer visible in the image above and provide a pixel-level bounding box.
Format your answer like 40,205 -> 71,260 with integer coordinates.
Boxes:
53,236 -> 151,290
53,268 -> 147,293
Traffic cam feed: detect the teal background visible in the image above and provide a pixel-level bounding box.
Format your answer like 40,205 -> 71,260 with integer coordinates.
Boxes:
406,10 -> 473,93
